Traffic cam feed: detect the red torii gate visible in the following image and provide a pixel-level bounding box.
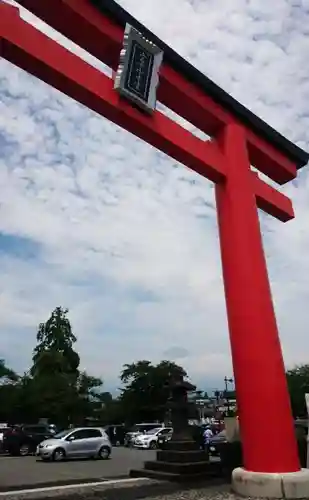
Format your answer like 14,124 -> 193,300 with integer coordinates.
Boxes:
1,0 -> 308,489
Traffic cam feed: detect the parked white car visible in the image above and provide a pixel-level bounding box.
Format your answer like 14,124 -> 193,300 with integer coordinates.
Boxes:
0,424 -> 9,452
134,427 -> 173,449
0,424 -> 8,442
124,423 -> 163,447
36,427 -> 112,461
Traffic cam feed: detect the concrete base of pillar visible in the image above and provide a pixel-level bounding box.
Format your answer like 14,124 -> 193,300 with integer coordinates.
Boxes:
232,467 -> 309,499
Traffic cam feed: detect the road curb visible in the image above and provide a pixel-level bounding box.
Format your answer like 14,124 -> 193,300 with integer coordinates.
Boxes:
0,476 -> 129,493
0,477 -> 228,499
0,478 -> 153,498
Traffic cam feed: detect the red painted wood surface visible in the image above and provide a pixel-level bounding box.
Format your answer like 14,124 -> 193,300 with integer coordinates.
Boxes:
0,1 -> 301,473
0,1 -> 294,221
215,124 -> 299,473
15,0 -> 297,184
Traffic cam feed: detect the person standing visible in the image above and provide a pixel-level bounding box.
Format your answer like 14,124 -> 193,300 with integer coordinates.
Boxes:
203,425 -> 213,448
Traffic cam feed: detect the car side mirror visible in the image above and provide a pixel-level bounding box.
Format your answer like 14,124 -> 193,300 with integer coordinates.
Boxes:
66,435 -> 74,442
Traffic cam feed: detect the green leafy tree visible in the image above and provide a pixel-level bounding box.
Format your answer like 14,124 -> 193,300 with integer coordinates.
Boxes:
12,374 -> 41,424
31,306 -> 80,377
0,317 -> 112,425
0,359 -> 18,382
0,359 -> 20,422
73,371 -> 104,424
97,397 -> 124,425
27,307 -> 112,426
29,307 -> 81,425
286,364 -> 309,418
120,360 -> 187,423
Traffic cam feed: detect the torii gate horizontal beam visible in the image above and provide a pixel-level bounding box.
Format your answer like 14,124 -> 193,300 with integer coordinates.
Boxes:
0,2 -> 294,222
14,0 -> 305,186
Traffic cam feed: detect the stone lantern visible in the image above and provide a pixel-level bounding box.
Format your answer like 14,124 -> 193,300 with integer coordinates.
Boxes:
130,374 -> 220,482
165,373 -> 196,443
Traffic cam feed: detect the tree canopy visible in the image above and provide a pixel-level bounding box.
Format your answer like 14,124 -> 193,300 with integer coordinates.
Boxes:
0,309 -> 190,426
0,359 -> 18,382
120,360 -> 187,424
1,308 -> 308,426
0,307 -> 106,426
31,306 -> 80,377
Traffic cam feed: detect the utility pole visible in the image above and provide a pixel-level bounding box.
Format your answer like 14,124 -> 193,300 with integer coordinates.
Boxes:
224,376 -> 233,415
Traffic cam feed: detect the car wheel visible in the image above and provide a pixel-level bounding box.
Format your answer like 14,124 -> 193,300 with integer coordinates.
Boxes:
52,448 -> 66,462
19,443 -> 30,456
98,446 -> 110,460
149,441 -> 157,450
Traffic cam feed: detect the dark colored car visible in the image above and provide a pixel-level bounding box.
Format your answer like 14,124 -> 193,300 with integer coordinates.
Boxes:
157,429 -> 173,449
105,425 -> 128,446
208,430 -> 227,456
208,420 -> 308,458
191,425 -> 206,449
3,424 -> 57,456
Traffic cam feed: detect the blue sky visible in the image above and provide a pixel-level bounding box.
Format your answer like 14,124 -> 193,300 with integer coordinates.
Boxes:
1,0 -> 309,394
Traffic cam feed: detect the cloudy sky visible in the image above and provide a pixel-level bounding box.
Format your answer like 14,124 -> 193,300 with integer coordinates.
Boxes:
0,0 -> 309,394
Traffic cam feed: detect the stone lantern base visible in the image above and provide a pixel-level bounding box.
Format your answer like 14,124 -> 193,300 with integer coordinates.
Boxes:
130,439 -> 221,482
131,374 -> 221,481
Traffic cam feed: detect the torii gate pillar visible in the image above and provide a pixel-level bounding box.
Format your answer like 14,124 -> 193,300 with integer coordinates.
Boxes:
215,122 -> 309,497
216,124 -> 300,473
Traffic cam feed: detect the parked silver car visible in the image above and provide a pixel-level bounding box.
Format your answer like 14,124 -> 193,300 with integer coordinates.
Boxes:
36,427 -> 112,461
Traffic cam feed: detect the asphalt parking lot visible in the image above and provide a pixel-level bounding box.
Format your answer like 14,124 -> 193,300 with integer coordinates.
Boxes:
0,447 -> 156,491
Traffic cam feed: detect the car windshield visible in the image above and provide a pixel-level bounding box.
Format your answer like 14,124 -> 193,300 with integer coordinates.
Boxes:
53,429 -> 71,438
145,427 -> 160,435
130,426 -> 148,432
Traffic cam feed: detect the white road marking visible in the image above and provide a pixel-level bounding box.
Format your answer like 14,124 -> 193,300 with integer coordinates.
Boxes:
0,477 -> 149,496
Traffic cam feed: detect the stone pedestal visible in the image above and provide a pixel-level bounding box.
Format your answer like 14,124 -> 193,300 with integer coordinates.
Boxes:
130,374 -> 221,482
232,467 -> 309,499
130,438 -> 219,482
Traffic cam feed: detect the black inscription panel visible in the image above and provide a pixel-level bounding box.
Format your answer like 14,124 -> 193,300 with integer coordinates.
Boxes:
124,40 -> 154,102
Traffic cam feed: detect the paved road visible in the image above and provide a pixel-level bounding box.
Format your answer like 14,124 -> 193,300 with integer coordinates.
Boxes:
0,447 -> 156,491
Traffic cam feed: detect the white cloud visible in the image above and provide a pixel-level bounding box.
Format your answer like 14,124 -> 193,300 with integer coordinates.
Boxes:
0,0 -> 309,393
